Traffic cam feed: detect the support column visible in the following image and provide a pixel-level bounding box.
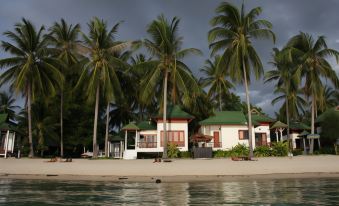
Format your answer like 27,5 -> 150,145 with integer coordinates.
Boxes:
124,131 -> 127,151
135,130 -> 138,150
318,138 -> 321,149
303,138 -> 307,155
4,130 -> 9,159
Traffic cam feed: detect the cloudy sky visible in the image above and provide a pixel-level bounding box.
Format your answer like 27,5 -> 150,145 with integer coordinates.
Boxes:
1,0 -> 339,116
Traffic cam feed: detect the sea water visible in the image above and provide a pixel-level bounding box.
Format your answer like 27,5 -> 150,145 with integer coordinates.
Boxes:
0,178 -> 339,205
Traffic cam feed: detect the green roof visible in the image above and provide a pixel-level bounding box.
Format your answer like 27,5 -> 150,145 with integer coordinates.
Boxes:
297,130 -> 310,137
121,122 -> 139,130
137,121 -> 157,130
109,135 -> 124,142
250,113 -> 275,123
200,111 -> 247,125
270,121 -> 288,129
156,105 -> 194,119
316,106 -> 339,123
290,122 -> 311,130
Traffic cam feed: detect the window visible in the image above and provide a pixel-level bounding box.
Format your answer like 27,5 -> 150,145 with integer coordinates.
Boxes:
161,131 -> 185,147
138,134 -> 157,148
239,130 -> 249,140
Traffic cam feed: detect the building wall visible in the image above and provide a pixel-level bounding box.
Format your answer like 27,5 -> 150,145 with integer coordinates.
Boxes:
157,121 -> 189,152
201,125 -> 252,150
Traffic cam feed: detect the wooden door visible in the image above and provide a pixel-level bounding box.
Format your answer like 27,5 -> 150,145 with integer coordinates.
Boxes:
213,131 -> 220,147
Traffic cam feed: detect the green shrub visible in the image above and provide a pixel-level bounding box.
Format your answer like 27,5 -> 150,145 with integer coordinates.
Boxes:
179,151 -> 192,158
167,143 -> 180,158
213,150 -> 226,158
254,145 -> 271,157
292,149 -> 303,156
271,142 -> 288,156
314,147 -> 335,155
230,144 -> 249,157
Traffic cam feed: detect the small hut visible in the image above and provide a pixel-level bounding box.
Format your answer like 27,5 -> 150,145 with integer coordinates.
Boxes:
270,121 -> 288,142
0,114 -> 17,158
108,135 -> 124,158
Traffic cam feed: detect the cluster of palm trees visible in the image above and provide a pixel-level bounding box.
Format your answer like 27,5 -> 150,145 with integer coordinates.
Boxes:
0,2 -> 338,158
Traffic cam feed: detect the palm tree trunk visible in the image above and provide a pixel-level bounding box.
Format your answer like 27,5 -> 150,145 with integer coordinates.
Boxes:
27,85 -> 34,158
219,85 -> 222,111
93,86 -> 100,158
105,103 -> 110,157
60,90 -> 64,157
285,93 -> 291,152
242,59 -> 254,158
162,70 -> 168,159
310,95 -> 315,154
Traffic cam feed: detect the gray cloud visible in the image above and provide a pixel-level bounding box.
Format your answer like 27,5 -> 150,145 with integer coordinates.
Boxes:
1,0 -> 338,117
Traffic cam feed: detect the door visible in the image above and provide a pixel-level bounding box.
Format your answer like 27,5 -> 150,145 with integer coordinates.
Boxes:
113,143 -> 120,158
255,133 -> 267,147
213,131 -> 220,148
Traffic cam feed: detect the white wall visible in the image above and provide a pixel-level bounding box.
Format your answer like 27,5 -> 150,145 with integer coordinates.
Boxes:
201,125 -> 250,150
157,122 -> 188,152
254,125 -> 271,144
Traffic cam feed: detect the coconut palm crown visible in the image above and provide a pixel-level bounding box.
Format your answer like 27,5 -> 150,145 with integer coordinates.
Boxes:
0,18 -> 63,157
208,2 -> 275,157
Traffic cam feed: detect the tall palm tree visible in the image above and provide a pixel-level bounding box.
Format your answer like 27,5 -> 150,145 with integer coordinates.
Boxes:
265,48 -> 301,146
139,15 -> 202,158
208,2 -> 275,157
287,33 -> 339,144
200,55 -> 234,111
0,18 -> 63,157
75,17 -> 127,158
0,92 -> 19,121
49,18 -> 80,157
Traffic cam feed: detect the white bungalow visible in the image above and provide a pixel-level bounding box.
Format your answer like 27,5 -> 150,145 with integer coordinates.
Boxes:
0,114 -> 16,158
199,110 -> 274,150
122,105 -> 193,159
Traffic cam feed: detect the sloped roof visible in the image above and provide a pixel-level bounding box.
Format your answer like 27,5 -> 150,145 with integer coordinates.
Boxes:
109,135 -> 124,142
156,105 -> 194,119
290,122 -> 311,130
271,121 -> 288,129
316,106 -> 339,123
297,130 -> 310,137
250,113 -> 275,123
200,111 -> 247,125
121,122 -> 139,130
137,121 -> 157,130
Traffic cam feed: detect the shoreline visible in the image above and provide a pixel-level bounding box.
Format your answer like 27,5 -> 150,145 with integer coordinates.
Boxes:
1,155 -> 339,183
1,172 -> 339,183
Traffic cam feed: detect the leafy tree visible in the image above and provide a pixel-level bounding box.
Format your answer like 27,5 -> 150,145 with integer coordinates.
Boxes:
0,91 -> 19,121
140,15 -> 202,158
49,18 -> 80,157
287,32 -> 339,153
75,17 -> 127,158
200,55 -> 233,111
208,2 -> 275,157
0,19 -> 63,157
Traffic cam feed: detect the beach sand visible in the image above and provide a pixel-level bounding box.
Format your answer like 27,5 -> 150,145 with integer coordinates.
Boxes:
1,155 -> 339,182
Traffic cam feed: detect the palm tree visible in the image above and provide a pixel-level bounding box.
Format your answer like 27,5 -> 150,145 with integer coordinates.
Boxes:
208,2 -> 275,157
49,18 -> 80,157
271,88 -> 307,122
0,92 -> 19,121
0,18 -> 63,157
75,17 -> 128,158
139,15 -> 202,158
287,33 -> 339,143
200,56 -> 234,111
265,48 -> 301,147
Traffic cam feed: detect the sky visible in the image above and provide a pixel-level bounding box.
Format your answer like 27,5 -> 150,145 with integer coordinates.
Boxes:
0,0 -> 339,116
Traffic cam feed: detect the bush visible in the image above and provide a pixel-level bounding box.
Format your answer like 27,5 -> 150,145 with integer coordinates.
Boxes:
314,147 -> 335,155
179,151 -> 192,158
230,144 -> 249,157
167,143 -> 180,158
254,145 -> 271,157
213,150 -> 226,158
271,142 -> 288,156
292,149 -> 303,156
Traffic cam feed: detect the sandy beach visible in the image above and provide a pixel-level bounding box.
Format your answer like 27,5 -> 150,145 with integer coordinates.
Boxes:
1,155 -> 339,182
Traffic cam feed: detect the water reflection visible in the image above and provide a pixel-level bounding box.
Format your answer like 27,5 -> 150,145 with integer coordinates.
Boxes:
0,178 -> 339,205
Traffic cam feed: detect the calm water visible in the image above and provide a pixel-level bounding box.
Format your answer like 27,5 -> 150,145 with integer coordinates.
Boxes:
0,178 -> 339,205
